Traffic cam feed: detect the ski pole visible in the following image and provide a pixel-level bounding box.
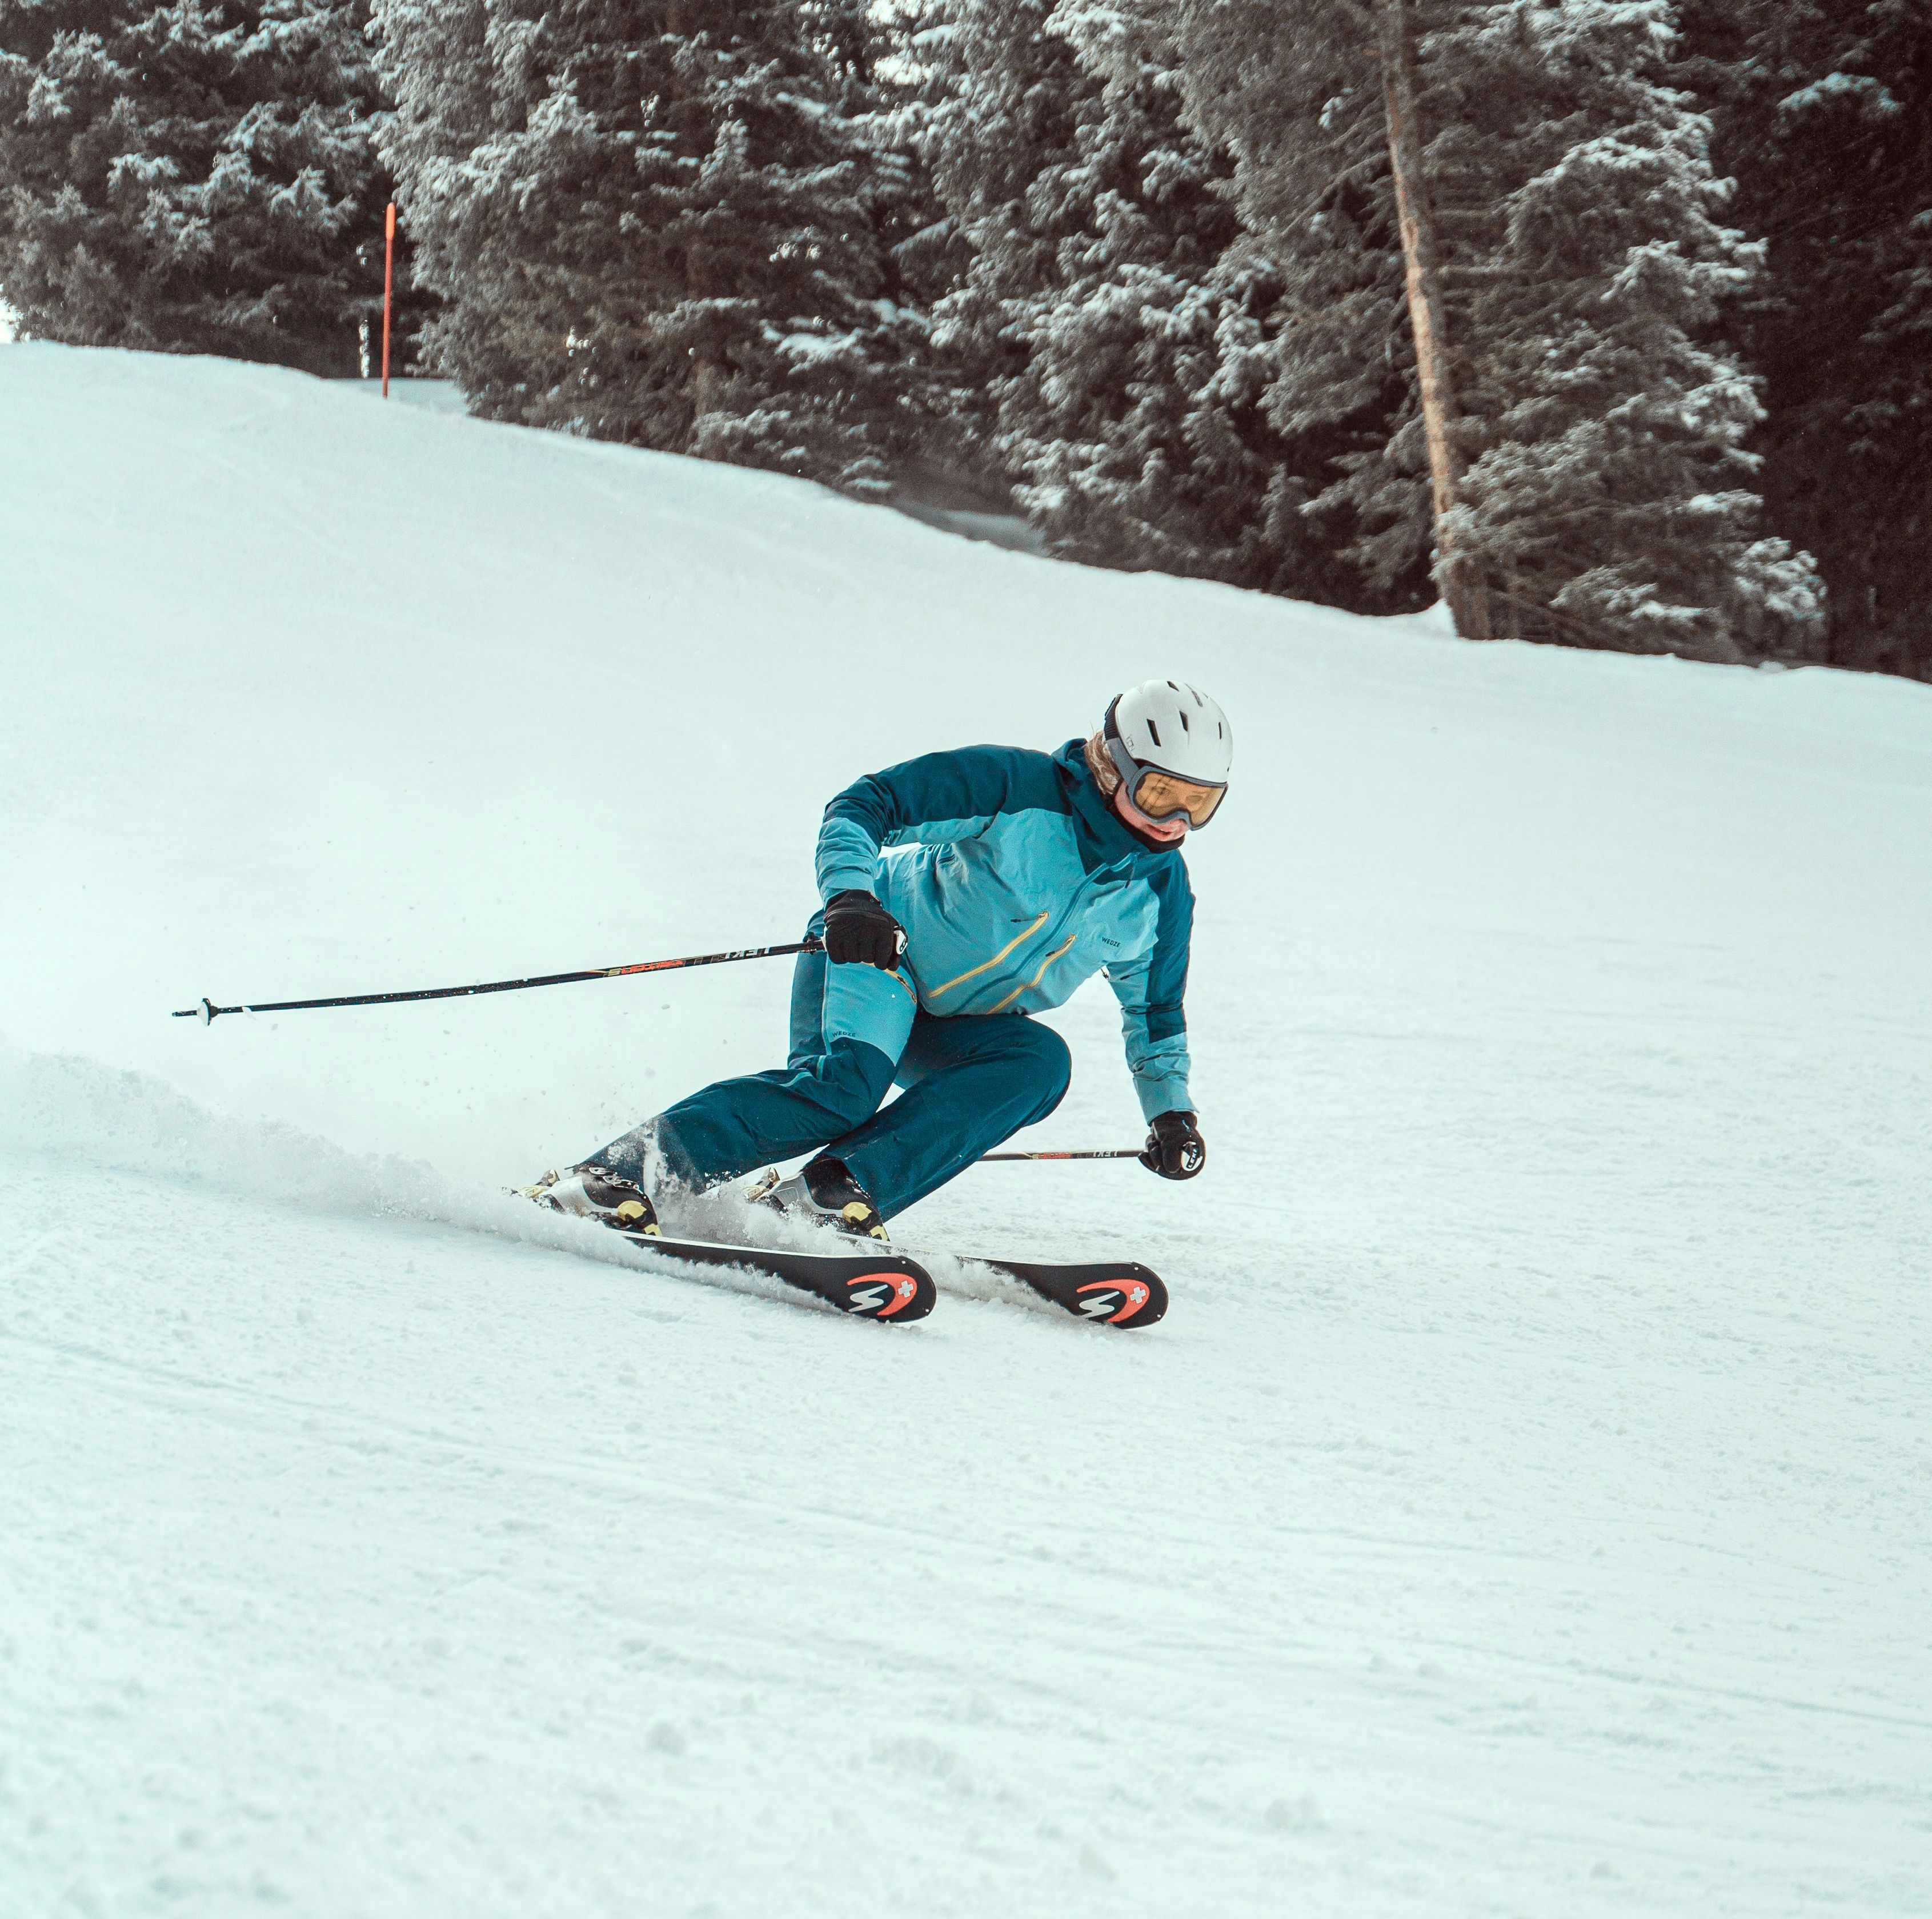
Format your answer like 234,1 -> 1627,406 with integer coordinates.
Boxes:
979,1149 -> 1144,1162
173,937 -> 821,1024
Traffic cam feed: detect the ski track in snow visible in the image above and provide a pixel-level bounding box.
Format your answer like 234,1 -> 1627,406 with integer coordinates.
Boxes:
2,346 -> 1930,1916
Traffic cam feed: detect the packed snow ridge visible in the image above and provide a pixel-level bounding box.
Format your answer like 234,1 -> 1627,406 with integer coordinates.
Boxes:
2,345 -> 1929,1917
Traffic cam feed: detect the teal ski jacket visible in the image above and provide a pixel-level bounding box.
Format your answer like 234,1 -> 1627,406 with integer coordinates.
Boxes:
815,740 -> 1195,1121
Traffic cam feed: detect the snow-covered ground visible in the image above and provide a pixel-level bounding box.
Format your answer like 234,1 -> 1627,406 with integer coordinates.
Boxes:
3,344 -> 1929,1917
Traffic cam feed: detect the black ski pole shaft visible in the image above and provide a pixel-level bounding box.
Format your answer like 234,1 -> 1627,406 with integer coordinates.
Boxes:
978,1148 -> 1144,1162
173,937 -> 823,1025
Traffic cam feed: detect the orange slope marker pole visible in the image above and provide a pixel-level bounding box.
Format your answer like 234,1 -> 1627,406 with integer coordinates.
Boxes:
381,202 -> 396,397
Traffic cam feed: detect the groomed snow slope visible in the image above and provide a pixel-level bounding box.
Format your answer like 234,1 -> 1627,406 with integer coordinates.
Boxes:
3,344 -> 1930,1917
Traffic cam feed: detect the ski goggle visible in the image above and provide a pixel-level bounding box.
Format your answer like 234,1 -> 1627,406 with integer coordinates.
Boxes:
1103,733 -> 1227,828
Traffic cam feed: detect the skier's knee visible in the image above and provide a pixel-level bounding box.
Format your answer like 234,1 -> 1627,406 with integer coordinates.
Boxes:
815,1038 -> 897,1131
1017,1020 -> 1072,1119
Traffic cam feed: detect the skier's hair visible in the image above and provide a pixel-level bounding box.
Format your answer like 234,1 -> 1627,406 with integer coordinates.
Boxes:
1084,729 -> 1122,798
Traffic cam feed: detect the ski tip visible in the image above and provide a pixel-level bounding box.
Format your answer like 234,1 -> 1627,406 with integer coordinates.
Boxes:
628,1233 -> 939,1324
1076,1264 -> 1167,1328
840,1262 -> 937,1323
970,1257 -> 1169,1327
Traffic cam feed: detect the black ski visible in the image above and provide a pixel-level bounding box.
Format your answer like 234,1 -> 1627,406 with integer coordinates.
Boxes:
616,1230 -> 936,1323
954,1256 -> 1168,1328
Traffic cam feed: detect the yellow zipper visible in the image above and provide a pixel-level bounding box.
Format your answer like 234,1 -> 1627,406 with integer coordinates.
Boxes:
925,912 -> 1050,998
984,934 -> 1079,1013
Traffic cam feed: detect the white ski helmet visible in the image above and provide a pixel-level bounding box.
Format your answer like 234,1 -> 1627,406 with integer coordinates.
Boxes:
1101,680 -> 1233,828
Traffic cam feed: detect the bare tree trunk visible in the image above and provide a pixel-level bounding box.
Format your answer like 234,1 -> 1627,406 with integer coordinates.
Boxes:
686,235 -> 725,429
1375,0 -> 1490,640
667,1 -> 725,444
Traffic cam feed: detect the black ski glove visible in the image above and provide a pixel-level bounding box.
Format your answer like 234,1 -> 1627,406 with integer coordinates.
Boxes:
1141,1110 -> 1205,1180
823,889 -> 905,970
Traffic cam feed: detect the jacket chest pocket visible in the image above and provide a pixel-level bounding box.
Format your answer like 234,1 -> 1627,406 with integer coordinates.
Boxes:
925,909 -> 1055,1002
980,925 -> 1082,1013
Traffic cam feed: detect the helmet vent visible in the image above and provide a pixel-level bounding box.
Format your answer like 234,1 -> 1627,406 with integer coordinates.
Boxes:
1147,718 -> 1162,748
1179,709 -> 1191,732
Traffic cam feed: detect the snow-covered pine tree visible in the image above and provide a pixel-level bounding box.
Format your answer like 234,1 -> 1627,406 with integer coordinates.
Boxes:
1138,0 -> 1463,619
1677,0 -> 1931,681
0,0 -> 398,374
1159,0 -> 1822,661
373,0 -> 941,495
1429,0 -> 1822,660
919,1 -> 1381,601
908,0 -> 1089,489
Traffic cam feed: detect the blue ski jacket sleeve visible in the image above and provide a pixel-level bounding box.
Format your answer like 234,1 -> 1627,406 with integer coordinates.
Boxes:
812,742 -> 1196,1121
1101,865 -> 1194,1123
815,745 -> 1063,901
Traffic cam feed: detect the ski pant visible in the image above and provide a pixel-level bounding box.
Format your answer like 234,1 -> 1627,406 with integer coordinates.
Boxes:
594,924 -> 1071,1219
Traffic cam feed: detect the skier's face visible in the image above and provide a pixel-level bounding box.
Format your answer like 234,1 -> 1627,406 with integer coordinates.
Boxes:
1113,781 -> 1189,844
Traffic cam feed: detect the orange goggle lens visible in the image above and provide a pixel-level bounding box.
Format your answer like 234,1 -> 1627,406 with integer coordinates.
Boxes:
1131,768 -> 1226,827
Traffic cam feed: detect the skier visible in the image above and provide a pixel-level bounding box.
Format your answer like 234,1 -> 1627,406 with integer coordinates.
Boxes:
527,680 -> 1230,1241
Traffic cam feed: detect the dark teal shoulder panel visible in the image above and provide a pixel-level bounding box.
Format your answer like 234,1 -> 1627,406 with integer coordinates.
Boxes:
1143,858 -> 1194,1043
824,745 -> 1068,842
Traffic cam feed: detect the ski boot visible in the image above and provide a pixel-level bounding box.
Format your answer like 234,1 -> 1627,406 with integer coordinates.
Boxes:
520,1163 -> 660,1236
747,1155 -> 889,1242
